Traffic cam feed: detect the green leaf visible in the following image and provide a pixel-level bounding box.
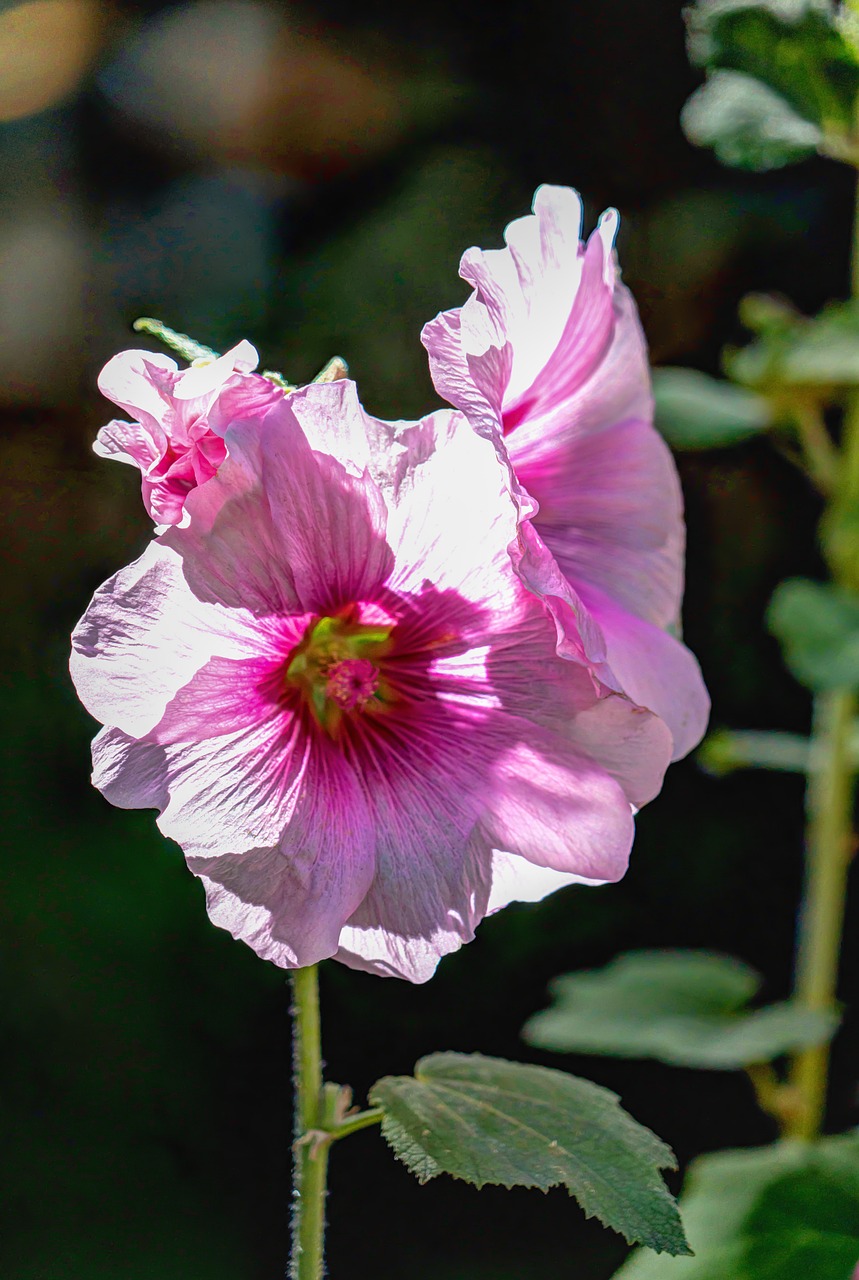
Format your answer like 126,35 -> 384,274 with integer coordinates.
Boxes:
728,299 -> 859,392
768,577 -> 859,690
522,951 -> 837,1069
368,1052 -> 690,1255
681,70 -> 823,170
614,1130 -> 859,1278
653,367 -> 771,448
686,0 -> 859,134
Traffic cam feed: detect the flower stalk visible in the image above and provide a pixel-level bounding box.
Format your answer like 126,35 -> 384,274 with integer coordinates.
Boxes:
290,965 -> 329,1280
785,135 -> 859,1140
786,690 -> 856,1138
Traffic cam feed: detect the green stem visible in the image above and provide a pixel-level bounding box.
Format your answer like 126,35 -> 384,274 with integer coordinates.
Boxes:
330,1107 -> 384,1141
290,966 -> 329,1280
793,400 -> 839,496
783,118 -> 859,1140
786,690 -> 856,1139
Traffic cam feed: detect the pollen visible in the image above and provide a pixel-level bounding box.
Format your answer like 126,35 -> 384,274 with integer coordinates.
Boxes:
284,607 -> 394,734
325,658 -> 380,710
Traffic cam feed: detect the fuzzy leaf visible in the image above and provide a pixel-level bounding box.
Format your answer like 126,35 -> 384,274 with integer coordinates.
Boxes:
768,577 -> 859,690
614,1131 -> 859,1278
653,367 -> 771,448
686,0 -> 859,133
681,70 -> 822,170
369,1052 -> 690,1255
523,951 -> 837,1069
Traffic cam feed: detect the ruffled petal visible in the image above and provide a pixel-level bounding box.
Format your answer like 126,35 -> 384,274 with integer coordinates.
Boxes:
91,726 -> 172,811
97,350 -> 180,434
93,417 -> 166,473
485,850 -> 605,916
512,416 -> 685,629
333,807 -> 492,982
187,740 -> 376,967
478,722 -> 646,882
578,585 -> 710,762
70,540 -> 259,738
171,340 -> 260,400
168,390 -> 395,616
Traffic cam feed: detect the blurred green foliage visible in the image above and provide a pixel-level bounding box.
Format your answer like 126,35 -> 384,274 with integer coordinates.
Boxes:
3,0 -> 859,1277
683,0 -> 859,168
523,951 -> 838,1069
653,368 -> 771,449
768,576 -> 859,690
616,1129 -> 859,1279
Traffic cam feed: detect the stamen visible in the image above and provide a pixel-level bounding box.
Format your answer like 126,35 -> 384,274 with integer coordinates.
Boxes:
325,659 -> 380,710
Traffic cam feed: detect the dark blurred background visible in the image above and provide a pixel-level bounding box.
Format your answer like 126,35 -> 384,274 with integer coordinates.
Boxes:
2,1 -> 858,1276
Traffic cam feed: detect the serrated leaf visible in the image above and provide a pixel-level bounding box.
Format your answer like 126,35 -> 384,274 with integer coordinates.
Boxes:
368,1052 -> 690,1255
614,1130 -> 859,1278
681,70 -> 822,170
523,951 -> 837,1069
653,367 -> 771,448
768,577 -> 859,690
686,0 -> 859,133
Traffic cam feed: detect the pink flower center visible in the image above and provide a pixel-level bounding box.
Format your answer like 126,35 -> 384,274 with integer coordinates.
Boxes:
284,608 -> 394,736
325,658 -> 380,709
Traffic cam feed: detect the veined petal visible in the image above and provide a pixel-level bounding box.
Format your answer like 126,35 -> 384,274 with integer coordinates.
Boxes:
97,349 -> 180,434
70,539 -> 259,738
94,417 -> 166,473
485,851 -> 605,916
478,733 -> 635,881
187,740 -> 376,967
168,393 -> 394,616
578,585 -> 710,762
512,416 -> 685,629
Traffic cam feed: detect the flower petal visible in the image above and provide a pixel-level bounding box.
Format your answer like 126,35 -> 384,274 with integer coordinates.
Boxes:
93,417 -> 165,473
70,540 -> 258,738
97,349 -> 179,434
512,416 -> 685,629
478,728 -> 638,882
167,391 -> 394,615
485,850 -> 604,916
187,741 -> 376,967
171,340 -> 260,400
578,584 -> 710,762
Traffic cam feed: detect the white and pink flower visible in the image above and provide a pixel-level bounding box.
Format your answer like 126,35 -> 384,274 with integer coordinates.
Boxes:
72,380 -> 673,982
422,185 -> 709,760
95,339 -> 282,525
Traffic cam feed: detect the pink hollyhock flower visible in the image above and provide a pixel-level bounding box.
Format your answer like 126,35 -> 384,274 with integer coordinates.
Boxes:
71,380 -> 673,982
95,339 -> 282,525
422,185 -> 709,761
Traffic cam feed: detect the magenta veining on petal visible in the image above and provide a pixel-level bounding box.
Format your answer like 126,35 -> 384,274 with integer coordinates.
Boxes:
71,375 -> 677,982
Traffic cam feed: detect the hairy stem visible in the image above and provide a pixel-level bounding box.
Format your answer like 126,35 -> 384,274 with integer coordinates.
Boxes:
290,966 -> 329,1280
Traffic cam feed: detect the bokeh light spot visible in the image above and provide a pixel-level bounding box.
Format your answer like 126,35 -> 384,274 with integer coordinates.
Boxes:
0,0 -> 103,121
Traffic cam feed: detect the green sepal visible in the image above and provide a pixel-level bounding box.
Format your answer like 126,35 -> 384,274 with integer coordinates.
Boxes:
768,577 -> 859,690
653,367 -> 771,449
523,951 -> 838,1069
369,1052 -> 690,1256
614,1130 -> 859,1278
